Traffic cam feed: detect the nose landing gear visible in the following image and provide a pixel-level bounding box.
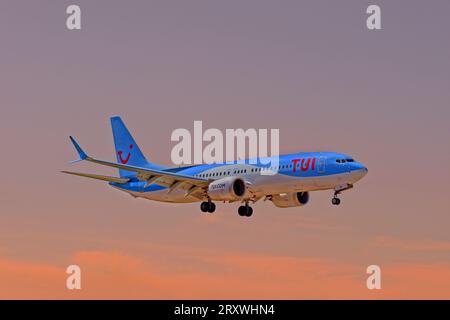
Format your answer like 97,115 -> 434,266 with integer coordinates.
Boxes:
331,196 -> 341,205
331,183 -> 353,205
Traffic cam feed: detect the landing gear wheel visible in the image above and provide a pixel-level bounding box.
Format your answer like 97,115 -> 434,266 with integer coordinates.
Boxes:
238,205 -> 253,217
331,197 -> 341,205
238,206 -> 246,216
201,201 -> 216,213
200,202 -> 210,212
207,202 -> 216,213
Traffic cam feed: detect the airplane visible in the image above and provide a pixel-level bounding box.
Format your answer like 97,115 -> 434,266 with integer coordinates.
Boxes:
63,116 -> 368,217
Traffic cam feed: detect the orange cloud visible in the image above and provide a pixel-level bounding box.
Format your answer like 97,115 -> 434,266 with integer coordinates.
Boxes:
0,258 -> 65,299
68,251 -> 367,299
0,249 -> 449,299
381,263 -> 450,299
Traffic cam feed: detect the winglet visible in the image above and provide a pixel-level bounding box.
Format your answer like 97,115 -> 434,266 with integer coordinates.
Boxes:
69,136 -> 88,161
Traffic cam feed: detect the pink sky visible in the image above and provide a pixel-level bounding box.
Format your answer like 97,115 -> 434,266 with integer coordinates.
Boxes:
0,1 -> 449,299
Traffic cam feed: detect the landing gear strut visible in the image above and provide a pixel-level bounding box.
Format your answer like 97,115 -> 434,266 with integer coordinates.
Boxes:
238,203 -> 253,217
331,184 -> 353,206
200,200 -> 216,213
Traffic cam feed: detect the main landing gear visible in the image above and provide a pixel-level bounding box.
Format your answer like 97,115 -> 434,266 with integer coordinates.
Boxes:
200,201 -> 216,213
238,203 -> 253,217
200,200 -> 254,217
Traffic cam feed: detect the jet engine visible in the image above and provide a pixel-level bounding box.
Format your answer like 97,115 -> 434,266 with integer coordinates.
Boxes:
270,192 -> 309,208
208,177 -> 247,201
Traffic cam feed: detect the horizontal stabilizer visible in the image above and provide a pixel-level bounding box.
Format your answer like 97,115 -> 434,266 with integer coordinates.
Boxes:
61,171 -> 130,184
65,136 -> 209,194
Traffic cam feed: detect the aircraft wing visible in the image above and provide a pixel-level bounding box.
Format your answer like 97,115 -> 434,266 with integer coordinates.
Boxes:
61,171 -> 131,184
67,136 -> 209,196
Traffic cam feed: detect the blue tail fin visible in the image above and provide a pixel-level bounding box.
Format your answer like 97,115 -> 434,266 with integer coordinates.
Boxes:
111,116 -> 148,178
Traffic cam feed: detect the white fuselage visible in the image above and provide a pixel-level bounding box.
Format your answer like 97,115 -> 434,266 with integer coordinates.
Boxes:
112,162 -> 367,203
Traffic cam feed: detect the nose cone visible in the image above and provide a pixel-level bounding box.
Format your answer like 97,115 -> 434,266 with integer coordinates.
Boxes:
360,166 -> 368,178
362,166 -> 368,175
349,163 -> 368,182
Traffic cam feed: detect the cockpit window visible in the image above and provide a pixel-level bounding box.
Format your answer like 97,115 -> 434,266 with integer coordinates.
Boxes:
336,158 -> 355,163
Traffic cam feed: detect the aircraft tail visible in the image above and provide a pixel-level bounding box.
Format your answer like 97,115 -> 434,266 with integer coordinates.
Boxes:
111,116 -> 148,178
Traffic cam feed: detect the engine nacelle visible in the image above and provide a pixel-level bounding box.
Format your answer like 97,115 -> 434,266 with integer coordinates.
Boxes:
270,192 -> 309,208
208,177 -> 247,201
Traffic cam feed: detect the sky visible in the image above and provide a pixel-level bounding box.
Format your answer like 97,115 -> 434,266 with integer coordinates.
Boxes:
0,0 -> 449,299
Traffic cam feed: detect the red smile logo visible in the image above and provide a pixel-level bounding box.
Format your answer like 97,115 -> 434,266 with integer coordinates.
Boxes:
118,144 -> 133,164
